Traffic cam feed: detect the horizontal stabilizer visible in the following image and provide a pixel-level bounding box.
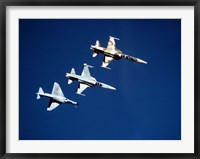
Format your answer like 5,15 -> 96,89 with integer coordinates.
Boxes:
36,87 -> 44,99
92,52 -> 98,57
68,79 -> 73,84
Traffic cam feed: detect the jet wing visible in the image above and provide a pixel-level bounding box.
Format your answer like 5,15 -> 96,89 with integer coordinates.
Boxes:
106,36 -> 116,52
101,56 -> 114,68
47,99 -> 60,111
81,64 -> 91,78
77,83 -> 89,96
51,82 -> 64,97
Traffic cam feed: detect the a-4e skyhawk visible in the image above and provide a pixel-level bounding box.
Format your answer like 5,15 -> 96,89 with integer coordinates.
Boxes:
36,82 -> 78,111
90,36 -> 147,69
66,63 -> 116,96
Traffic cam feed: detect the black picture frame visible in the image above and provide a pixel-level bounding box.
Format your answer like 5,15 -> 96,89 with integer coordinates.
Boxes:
1,0 -> 199,158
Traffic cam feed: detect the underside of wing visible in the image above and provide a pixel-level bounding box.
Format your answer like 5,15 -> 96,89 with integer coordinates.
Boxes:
102,56 -> 114,68
47,99 -> 60,111
77,83 -> 89,95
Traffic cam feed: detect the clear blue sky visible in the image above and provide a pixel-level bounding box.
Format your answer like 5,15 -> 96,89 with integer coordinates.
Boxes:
19,19 -> 181,140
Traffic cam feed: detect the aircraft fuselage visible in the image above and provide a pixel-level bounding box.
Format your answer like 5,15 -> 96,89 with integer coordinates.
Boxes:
66,73 -> 115,90
91,46 -> 123,60
37,93 -> 67,103
66,73 -> 97,87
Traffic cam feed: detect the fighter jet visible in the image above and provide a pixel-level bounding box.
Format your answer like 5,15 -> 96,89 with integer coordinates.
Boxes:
66,63 -> 116,96
90,36 -> 147,69
36,82 -> 78,111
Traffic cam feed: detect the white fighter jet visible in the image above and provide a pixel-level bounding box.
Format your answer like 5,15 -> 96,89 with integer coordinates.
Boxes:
66,63 -> 116,96
36,82 -> 78,111
90,36 -> 147,69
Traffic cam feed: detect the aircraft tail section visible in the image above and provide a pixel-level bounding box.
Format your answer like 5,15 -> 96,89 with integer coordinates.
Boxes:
92,52 -> 98,57
67,68 -> 76,84
95,40 -> 100,47
52,82 -> 64,97
36,87 -> 44,99
90,40 -> 104,56
68,79 -> 73,84
70,68 -> 76,74
90,40 -> 100,57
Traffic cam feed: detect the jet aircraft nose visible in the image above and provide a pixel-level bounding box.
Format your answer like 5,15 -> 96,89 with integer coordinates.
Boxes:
137,58 -> 148,64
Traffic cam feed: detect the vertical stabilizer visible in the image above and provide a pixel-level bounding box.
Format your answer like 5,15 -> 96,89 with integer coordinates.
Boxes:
95,40 -> 100,47
70,68 -> 76,74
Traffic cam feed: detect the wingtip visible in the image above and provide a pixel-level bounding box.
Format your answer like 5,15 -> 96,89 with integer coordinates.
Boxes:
47,108 -> 52,111
54,82 -> 58,85
84,63 -> 94,68
76,92 -> 86,96
109,36 -> 120,40
101,65 -> 111,70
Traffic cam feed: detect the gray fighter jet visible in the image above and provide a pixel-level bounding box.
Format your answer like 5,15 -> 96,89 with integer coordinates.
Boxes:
36,82 -> 78,111
90,36 -> 147,69
66,63 -> 116,96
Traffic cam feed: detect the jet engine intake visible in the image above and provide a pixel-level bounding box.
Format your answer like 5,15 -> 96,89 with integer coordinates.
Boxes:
96,82 -> 102,87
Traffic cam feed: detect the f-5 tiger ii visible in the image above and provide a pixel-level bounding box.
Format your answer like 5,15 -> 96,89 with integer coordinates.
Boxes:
90,36 -> 147,69
66,63 -> 116,96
